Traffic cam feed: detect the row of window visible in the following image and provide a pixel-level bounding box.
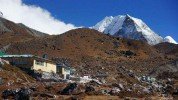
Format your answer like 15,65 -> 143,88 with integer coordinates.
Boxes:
35,60 -> 47,67
12,60 -> 27,65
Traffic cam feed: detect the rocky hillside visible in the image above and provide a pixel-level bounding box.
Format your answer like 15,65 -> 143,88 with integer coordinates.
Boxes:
6,28 -> 160,58
0,17 -> 48,49
150,58 -> 178,78
4,28 -> 168,78
154,42 -> 178,59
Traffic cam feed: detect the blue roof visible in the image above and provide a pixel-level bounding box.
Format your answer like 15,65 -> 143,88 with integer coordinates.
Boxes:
56,63 -> 65,67
0,54 -> 33,58
56,63 -> 70,70
0,54 -> 56,64
0,52 -> 7,56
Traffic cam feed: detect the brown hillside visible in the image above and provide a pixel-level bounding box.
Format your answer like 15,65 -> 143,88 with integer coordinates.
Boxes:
5,28 -> 165,78
6,28 -> 160,59
154,42 -> 178,59
0,17 -> 47,48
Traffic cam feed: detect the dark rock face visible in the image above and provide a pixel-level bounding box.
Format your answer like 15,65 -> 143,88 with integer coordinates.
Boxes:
2,88 -> 31,100
60,83 -> 77,95
40,93 -> 56,98
172,90 -> 178,97
120,50 -> 136,56
85,85 -> 95,92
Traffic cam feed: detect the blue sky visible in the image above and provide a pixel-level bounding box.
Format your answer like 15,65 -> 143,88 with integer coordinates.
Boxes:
23,0 -> 178,41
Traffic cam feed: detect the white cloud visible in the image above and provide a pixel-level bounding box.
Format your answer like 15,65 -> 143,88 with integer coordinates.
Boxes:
0,0 -> 78,34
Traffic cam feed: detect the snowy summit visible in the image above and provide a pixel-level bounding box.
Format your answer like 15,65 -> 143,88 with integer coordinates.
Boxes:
163,36 -> 178,44
92,14 -> 164,45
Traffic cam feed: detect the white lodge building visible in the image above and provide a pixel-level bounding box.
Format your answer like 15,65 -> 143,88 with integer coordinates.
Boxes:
0,54 -> 56,73
0,54 -> 71,79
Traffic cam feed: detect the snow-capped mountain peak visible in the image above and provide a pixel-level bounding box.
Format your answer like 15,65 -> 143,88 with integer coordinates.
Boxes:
129,16 -> 153,36
103,15 -> 126,35
92,14 -> 164,45
93,16 -> 113,32
163,36 -> 178,44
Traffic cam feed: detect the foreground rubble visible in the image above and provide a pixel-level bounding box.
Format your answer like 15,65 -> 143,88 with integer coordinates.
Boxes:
1,59 -> 178,100
2,88 -> 31,100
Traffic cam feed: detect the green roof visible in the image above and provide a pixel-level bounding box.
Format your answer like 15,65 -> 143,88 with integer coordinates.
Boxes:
0,52 -> 8,56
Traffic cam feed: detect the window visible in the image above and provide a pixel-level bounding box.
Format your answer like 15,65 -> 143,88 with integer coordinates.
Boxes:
35,60 -> 44,66
12,60 -> 27,65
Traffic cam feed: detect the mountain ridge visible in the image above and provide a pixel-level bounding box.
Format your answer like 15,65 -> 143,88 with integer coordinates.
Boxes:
0,17 -> 48,49
163,36 -> 178,44
0,17 -> 48,37
92,14 -> 177,45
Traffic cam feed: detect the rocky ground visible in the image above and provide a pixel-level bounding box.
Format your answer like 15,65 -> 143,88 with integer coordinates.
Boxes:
1,59 -> 178,100
1,27 -> 178,99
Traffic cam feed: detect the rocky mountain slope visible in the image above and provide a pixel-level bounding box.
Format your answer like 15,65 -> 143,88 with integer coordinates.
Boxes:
92,14 -> 177,45
150,58 -> 178,78
154,42 -> 178,59
4,28 -> 167,77
0,17 -> 48,49
17,23 -> 48,37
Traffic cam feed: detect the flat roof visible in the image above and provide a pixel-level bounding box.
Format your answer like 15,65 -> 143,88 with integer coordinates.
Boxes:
0,54 -> 33,58
0,54 -> 56,64
57,63 -> 70,70
0,52 -> 8,56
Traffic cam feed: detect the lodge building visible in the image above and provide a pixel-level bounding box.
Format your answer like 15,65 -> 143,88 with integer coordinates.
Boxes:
0,54 -> 70,79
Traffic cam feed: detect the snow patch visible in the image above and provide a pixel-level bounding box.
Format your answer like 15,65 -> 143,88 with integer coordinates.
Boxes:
163,36 -> 178,44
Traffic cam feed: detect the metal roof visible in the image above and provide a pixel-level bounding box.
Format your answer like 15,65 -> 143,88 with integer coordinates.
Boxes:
0,52 -> 8,56
0,54 -> 33,58
0,54 -> 56,64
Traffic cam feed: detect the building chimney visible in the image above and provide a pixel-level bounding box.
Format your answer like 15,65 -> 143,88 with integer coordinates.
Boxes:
43,54 -> 46,59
